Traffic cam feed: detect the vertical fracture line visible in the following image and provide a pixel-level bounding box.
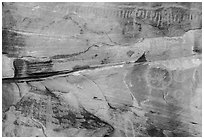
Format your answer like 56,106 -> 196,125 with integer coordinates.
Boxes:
123,9 -> 126,18
135,8 -> 139,18
144,10 -> 148,19
120,9 -> 124,18
176,11 -> 180,23
126,10 -> 129,18
174,14 -> 177,22
124,9 -> 127,18
153,11 -> 158,22
127,10 -> 130,18
141,9 -> 145,19
157,11 -> 161,27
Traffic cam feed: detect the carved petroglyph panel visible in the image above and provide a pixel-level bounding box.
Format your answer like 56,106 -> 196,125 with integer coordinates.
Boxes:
2,2 -> 202,137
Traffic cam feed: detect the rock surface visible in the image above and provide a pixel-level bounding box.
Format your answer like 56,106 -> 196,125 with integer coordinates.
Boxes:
2,2 -> 202,137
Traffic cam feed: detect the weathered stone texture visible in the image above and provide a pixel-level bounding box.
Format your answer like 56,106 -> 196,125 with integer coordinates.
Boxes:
2,2 -> 202,137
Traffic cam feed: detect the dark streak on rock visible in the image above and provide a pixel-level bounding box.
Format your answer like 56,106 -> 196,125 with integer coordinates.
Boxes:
2,29 -> 25,57
44,86 -> 59,98
13,58 -> 53,78
190,122 -> 198,125
193,46 -> 202,54
13,59 -> 27,78
135,52 -> 147,63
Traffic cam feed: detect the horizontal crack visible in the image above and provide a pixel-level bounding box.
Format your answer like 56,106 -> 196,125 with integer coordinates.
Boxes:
51,44 -> 98,59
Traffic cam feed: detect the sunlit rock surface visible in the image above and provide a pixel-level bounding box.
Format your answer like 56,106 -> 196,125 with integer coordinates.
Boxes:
2,2 -> 202,137
2,55 -> 14,78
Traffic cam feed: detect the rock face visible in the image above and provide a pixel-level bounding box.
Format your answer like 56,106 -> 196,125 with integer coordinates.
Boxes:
2,2 -> 202,137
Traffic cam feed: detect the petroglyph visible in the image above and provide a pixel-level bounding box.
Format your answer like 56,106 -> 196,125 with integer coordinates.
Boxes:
2,2 -> 202,137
